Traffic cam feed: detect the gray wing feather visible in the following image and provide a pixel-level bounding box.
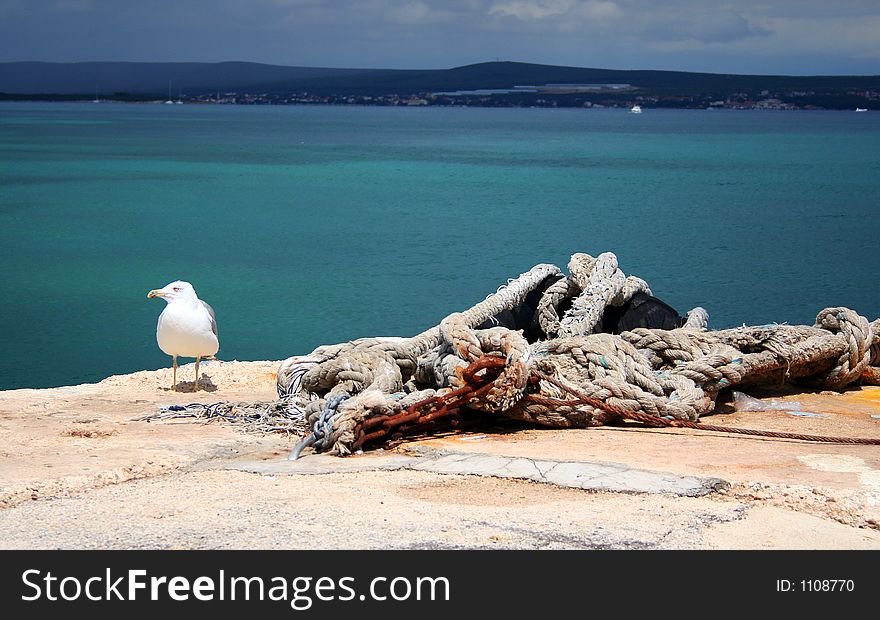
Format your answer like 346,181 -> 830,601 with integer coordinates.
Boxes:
200,300 -> 218,336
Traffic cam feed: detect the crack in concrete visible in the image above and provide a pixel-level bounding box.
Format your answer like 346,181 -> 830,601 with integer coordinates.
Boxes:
225,448 -> 729,497
530,459 -> 547,481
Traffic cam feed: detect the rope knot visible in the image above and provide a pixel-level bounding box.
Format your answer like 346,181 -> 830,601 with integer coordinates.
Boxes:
814,307 -> 872,390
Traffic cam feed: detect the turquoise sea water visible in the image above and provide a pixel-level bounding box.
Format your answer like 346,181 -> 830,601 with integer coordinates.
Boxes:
1,102 -> 878,390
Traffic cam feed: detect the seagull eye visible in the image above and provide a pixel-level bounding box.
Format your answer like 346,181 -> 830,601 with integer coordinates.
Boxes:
173,287 -> 181,292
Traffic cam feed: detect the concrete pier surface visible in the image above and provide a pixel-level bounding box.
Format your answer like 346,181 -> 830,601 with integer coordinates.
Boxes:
1,360 -> 879,549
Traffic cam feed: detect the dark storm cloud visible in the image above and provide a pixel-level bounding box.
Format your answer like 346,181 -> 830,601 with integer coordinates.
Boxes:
0,1 -> 878,74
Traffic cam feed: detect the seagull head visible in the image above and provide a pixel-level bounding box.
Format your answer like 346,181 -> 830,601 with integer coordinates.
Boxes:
147,280 -> 198,304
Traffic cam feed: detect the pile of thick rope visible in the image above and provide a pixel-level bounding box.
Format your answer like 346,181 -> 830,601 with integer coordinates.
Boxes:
140,252 -> 880,455
262,252 -> 880,459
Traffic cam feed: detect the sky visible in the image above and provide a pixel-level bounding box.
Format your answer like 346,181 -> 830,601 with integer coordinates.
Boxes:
1,0 -> 878,75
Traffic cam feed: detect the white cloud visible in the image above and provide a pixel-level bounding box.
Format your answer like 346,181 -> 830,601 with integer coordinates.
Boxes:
486,0 -> 623,34
571,1 -> 621,21
390,1 -> 456,24
489,0 -> 575,21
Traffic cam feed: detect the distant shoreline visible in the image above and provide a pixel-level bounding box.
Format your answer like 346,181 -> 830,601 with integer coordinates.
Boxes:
0,95 -> 872,112
3,60 -> 877,110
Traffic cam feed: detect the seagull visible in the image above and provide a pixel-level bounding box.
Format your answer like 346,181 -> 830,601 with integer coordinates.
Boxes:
147,281 -> 219,391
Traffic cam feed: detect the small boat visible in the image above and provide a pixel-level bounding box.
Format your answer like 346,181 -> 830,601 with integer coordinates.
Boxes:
855,107 -> 868,112
630,105 -> 642,114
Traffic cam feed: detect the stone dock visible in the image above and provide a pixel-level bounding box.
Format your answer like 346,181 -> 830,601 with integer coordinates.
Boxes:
1,359 -> 878,549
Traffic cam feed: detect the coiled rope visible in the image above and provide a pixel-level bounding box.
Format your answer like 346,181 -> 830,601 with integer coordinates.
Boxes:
143,251 -> 880,457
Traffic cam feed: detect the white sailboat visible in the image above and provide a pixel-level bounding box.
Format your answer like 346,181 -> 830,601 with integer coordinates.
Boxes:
630,105 -> 642,114
165,80 -> 174,104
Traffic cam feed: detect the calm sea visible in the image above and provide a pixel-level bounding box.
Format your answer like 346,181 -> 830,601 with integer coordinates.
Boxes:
1,102 -> 878,389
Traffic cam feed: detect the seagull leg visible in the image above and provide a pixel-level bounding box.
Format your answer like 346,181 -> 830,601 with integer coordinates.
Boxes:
172,355 -> 178,391
194,356 -> 201,392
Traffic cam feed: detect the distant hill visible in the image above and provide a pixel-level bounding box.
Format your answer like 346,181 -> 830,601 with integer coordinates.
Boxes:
1,60 -> 878,99
0,61 -> 376,95
258,62 -> 880,97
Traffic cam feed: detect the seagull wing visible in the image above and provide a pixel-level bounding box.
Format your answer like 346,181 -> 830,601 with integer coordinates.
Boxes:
200,300 -> 218,336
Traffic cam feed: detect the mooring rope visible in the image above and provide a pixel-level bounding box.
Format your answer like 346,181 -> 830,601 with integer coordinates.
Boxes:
530,370 -> 880,446
145,251 -> 880,457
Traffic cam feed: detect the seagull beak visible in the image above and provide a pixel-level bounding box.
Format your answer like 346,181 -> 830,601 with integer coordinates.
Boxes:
147,289 -> 165,299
